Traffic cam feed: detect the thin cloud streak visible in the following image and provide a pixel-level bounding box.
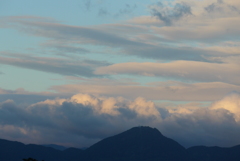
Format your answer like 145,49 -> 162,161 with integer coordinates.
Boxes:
95,61 -> 240,85
0,54 -> 107,77
2,16 -> 222,62
50,81 -> 240,101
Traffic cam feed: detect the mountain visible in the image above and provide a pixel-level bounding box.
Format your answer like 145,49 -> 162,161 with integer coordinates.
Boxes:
84,126 -> 189,161
1,126 -> 240,161
42,144 -> 68,151
187,145 -> 240,161
0,139 -> 84,161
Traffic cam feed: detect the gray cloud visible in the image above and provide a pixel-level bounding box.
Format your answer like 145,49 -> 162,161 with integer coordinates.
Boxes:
161,108 -> 240,147
0,54 -> 105,77
114,4 -> 137,17
42,43 -> 90,55
205,0 -> 240,13
97,3 -> 137,17
84,0 -> 92,11
2,16 -> 223,62
124,45 -> 209,62
98,8 -> 109,16
0,95 -> 160,147
0,94 -> 56,105
20,21 -> 143,47
150,2 -> 192,25
0,93 -> 240,148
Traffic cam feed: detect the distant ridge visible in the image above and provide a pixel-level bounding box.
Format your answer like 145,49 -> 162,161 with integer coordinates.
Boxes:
1,126 -> 240,161
0,138 -> 83,161
42,144 -> 68,151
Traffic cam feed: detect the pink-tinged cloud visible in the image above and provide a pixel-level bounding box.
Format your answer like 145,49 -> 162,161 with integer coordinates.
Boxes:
50,81 -> 240,101
95,61 -> 240,85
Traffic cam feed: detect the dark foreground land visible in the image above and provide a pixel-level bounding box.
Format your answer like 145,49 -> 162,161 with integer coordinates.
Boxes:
1,126 -> 240,161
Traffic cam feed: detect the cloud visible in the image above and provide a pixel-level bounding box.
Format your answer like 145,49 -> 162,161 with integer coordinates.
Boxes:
148,0 -> 240,42
0,94 -> 161,147
0,87 -> 63,105
14,19 -> 144,48
0,93 -> 240,148
95,61 -> 240,85
205,0 -> 240,14
98,8 -> 109,16
114,4 -> 137,17
2,16 -> 218,62
150,2 -> 192,25
205,0 -> 224,13
50,81 -> 240,101
0,53 -> 107,77
84,0 -> 92,11
41,42 -> 90,55
211,93 -> 240,121
0,88 -> 32,95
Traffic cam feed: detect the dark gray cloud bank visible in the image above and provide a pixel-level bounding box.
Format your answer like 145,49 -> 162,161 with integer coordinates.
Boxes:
0,93 -> 240,148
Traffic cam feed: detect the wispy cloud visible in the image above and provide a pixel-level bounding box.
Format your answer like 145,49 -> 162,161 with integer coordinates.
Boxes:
2,16 -> 219,62
0,53 -> 108,77
95,61 -> 240,85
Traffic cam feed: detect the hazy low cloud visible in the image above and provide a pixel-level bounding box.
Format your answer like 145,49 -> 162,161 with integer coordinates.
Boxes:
0,93 -> 240,148
50,81 -> 240,102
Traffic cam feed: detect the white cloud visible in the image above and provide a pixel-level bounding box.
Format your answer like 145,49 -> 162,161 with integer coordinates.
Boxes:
211,93 -> 240,121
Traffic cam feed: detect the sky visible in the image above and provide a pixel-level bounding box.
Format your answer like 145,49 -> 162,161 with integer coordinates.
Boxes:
0,0 -> 240,148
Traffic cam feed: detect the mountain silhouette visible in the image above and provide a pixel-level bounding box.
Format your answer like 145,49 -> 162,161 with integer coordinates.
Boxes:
0,126 -> 240,161
0,138 -> 83,161
42,144 -> 68,151
187,145 -> 240,161
84,126 -> 189,161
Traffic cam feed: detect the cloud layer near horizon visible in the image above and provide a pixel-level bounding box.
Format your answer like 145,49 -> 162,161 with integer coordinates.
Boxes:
0,93 -> 240,148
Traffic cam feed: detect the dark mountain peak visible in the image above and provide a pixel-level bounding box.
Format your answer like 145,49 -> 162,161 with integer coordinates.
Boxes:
127,126 -> 163,136
85,126 -> 188,161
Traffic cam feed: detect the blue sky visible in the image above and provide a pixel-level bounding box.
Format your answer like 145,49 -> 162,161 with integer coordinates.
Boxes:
0,0 -> 240,148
